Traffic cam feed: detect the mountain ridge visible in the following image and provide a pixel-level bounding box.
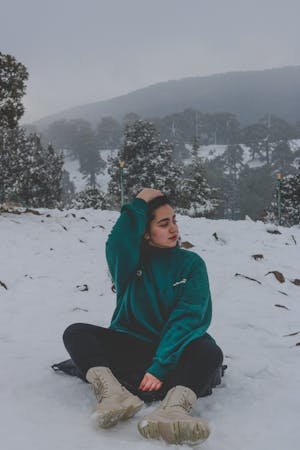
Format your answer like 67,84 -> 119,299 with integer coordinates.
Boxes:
32,65 -> 300,129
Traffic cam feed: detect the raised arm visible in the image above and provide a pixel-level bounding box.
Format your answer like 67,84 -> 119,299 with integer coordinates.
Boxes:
105,198 -> 147,295
146,255 -> 212,381
106,188 -> 163,295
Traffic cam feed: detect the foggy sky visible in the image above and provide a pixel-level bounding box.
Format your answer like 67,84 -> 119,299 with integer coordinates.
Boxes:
1,0 -> 300,123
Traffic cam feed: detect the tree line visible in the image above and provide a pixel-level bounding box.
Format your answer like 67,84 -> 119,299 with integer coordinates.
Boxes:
34,114 -> 300,225
1,51 -> 299,226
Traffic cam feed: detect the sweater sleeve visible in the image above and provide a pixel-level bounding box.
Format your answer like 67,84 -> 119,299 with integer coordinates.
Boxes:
146,255 -> 212,380
105,198 -> 148,295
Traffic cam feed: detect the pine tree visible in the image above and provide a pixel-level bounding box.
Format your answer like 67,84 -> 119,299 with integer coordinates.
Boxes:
96,116 -> 122,149
44,143 -> 64,206
107,120 -> 182,208
236,165 -> 273,220
18,134 -> 64,207
267,173 -> 300,226
0,52 -> 28,128
177,138 -> 219,217
71,188 -> 107,209
0,127 -> 10,201
60,169 -> 75,208
0,129 -> 64,207
0,126 -> 29,203
222,144 -> 244,180
79,146 -> 105,189
221,144 -> 244,219
0,53 -> 64,208
271,140 -> 294,174
71,121 -> 105,189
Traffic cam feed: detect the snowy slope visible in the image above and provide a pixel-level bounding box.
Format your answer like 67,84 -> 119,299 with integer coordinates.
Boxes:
62,152 -> 87,193
0,209 -> 299,450
63,149 -> 118,193
186,139 -> 300,168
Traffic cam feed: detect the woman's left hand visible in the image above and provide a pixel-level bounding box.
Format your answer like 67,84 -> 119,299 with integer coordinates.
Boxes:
139,372 -> 163,391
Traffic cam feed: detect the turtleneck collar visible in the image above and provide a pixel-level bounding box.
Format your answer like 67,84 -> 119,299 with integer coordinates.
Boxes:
142,243 -> 179,258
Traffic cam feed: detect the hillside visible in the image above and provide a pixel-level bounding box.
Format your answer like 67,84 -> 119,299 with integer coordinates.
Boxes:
0,207 -> 299,450
33,66 -> 300,129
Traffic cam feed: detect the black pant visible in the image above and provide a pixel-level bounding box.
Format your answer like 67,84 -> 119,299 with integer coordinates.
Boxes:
63,323 -> 223,399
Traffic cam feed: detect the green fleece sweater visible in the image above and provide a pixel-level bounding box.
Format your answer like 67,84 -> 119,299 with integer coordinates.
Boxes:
106,198 -> 213,380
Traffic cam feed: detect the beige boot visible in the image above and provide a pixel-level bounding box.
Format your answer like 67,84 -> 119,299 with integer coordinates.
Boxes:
137,385 -> 210,445
86,366 -> 144,428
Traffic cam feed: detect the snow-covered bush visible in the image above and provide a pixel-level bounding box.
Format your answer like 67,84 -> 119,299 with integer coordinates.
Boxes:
70,188 -> 107,209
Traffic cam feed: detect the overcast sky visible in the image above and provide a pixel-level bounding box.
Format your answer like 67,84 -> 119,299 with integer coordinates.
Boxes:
1,0 -> 300,123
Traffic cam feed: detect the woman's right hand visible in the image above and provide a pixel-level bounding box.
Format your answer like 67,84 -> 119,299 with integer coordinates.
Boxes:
139,372 -> 163,391
136,188 -> 163,203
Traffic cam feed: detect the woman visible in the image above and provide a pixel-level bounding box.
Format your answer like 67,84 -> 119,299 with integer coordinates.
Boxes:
63,188 -> 223,445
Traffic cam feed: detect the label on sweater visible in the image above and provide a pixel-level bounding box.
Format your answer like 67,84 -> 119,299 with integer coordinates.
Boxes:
173,278 -> 187,287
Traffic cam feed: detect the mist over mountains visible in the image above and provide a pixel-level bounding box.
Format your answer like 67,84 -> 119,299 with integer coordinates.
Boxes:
33,66 -> 300,129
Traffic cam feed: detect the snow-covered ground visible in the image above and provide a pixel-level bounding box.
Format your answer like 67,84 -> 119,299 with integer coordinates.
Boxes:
0,209 -> 299,450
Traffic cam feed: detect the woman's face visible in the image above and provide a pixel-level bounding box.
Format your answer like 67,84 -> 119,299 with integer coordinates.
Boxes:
145,204 -> 179,248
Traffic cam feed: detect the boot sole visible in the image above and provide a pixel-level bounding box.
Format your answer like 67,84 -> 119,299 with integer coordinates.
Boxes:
96,398 -> 144,429
138,418 -> 210,445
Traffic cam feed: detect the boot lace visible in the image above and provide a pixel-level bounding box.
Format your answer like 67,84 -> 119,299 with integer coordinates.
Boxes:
163,393 -> 193,413
93,376 -> 109,401
176,397 -> 193,413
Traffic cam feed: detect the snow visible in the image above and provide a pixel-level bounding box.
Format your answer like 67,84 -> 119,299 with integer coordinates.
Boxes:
63,151 -> 87,192
63,149 -> 118,193
290,139 -> 300,152
184,144 -> 227,163
0,208 -> 300,450
184,140 -> 300,170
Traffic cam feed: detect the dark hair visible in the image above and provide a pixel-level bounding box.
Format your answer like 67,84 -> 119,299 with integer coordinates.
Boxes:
146,195 -> 172,226
111,195 -> 173,292
141,195 -> 173,256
